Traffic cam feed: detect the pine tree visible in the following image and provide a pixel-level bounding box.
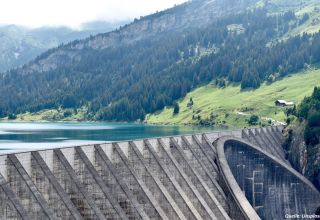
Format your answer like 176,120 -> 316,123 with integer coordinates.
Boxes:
173,102 -> 180,115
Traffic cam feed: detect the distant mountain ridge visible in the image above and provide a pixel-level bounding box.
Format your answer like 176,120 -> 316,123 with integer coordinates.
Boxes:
0,21 -> 127,72
16,0 -> 259,75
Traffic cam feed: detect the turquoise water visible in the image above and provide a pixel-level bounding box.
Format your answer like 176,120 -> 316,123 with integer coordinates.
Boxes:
0,122 -> 215,154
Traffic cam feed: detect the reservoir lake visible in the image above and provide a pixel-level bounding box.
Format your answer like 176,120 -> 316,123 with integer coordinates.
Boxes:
0,122 -> 217,154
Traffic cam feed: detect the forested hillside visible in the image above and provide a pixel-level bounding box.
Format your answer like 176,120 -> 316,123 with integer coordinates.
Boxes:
0,0 -> 320,122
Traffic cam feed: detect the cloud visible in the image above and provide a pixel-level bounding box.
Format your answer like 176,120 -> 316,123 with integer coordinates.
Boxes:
0,0 -> 187,28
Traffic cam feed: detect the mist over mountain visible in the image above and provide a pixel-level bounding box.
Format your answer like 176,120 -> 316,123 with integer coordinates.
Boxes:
0,0 -> 320,122
0,20 -> 128,72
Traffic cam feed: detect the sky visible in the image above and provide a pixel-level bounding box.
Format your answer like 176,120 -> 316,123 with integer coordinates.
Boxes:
0,0 -> 188,28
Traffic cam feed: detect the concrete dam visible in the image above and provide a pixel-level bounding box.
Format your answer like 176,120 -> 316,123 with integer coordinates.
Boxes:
0,126 -> 319,220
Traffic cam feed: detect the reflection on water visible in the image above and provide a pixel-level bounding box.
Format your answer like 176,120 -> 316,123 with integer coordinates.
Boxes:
0,122 -> 217,154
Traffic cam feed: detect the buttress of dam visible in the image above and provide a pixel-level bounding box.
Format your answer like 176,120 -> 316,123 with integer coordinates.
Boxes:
0,126 -> 319,220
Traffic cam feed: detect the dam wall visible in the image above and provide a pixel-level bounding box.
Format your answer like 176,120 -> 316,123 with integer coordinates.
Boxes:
0,126 -> 319,220
215,137 -> 320,220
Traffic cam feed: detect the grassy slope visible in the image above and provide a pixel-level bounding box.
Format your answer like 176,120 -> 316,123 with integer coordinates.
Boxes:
0,107 -> 88,122
273,0 -> 320,35
286,0 -> 320,36
252,0 -> 320,36
146,69 -> 320,128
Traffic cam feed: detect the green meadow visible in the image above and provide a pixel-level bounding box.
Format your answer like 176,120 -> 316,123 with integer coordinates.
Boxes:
146,69 -> 320,128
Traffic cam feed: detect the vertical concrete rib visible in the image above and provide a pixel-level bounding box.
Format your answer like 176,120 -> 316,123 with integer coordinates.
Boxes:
272,126 -> 285,144
0,189 -> 22,220
159,138 -> 215,220
191,135 -> 225,191
74,147 -> 128,220
191,135 -> 230,210
196,135 -> 219,173
259,128 -> 286,162
94,144 -> 149,220
113,143 -> 168,220
202,134 -> 219,159
129,141 -> 187,220
266,127 -> 282,147
241,129 -> 251,141
31,151 -> 83,220
254,128 -> 278,155
53,149 -> 105,220
247,129 -> 259,146
144,139 -> 200,220
0,173 -> 31,220
255,128 -> 286,163
171,137 -> 230,220
7,154 -> 57,220
248,129 -> 265,149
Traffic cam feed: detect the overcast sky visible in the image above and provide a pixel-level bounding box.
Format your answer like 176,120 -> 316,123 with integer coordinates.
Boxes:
0,0 -> 188,28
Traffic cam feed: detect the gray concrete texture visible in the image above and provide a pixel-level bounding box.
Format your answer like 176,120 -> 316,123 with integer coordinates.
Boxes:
0,126 -> 318,220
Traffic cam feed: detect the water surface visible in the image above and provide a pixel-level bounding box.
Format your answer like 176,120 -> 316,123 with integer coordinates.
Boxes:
0,122 -> 216,154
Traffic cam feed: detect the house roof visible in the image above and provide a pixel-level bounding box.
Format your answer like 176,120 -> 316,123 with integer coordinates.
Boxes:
275,100 -> 294,105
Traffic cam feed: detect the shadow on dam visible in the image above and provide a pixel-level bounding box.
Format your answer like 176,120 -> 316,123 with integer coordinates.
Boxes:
217,137 -> 320,220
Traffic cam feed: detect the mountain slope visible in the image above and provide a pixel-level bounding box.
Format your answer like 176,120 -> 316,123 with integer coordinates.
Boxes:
147,68 -> 320,127
1,0 -> 320,122
0,21 -> 127,72
12,0 -> 260,75
266,0 -> 320,38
